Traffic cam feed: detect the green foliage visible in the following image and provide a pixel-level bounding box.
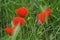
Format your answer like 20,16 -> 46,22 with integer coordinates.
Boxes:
1,0 -> 60,40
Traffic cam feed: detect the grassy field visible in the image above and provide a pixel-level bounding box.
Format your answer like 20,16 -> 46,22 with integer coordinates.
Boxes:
1,0 -> 60,40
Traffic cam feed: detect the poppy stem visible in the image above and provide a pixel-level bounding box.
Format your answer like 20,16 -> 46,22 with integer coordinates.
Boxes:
46,16 -> 48,25
11,25 -> 20,40
40,5 -> 44,11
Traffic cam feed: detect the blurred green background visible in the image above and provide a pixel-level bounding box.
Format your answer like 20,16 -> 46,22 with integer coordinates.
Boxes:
1,0 -> 60,40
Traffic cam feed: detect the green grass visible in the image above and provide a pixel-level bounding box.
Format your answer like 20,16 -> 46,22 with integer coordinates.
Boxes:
1,0 -> 60,40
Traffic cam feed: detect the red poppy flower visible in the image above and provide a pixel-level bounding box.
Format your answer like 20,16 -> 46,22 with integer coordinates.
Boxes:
37,8 -> 51,24
16,7 -> 28,17
38,12 -> 46,24
13,17 -> 25,26
5,27 -> 15,36
44,8 -> 51,18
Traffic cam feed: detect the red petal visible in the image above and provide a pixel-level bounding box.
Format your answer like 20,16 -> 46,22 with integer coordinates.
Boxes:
5,28 -> 13,36
5,27 -> 15,36
16,7 -> 28,17
44,8 -> 51,18
13,17 -> 25,26
38,12 -> 46,24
